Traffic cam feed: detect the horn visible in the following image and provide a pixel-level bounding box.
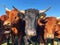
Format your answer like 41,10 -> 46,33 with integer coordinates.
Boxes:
12,6 -> 25,13
3,5 -> 11,11
19,10 -> 25,13
5,8 -> 11,11
12,6 -> 18,10
39,6 -> 51,13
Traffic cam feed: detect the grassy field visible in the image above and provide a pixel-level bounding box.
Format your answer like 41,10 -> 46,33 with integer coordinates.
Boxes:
1,37 -> 60,45
1,36 -> 40,45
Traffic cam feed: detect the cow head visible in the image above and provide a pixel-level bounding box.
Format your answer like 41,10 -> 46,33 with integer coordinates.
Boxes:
23,7 -> 51,36
44,17 -> 57,39
3,6 -> 25,26
23,9 -> 39,36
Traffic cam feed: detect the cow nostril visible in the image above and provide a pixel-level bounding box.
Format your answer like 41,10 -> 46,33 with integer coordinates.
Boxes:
3,23 -> 11,29
7,23 -> 11,26
3,21 -> 11,26
3,23 -> 11,26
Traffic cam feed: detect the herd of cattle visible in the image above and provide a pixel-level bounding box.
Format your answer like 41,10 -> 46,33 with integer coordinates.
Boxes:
0,6 -> 60,45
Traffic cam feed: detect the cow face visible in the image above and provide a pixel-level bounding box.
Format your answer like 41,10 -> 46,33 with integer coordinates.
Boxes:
44,17 -> 57,39
24,9 -> 39,36
24,7 -> 51,36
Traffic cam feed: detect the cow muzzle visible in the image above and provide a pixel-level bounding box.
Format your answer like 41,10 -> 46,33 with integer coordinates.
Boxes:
3,21 -> 11,26
25,29 -> 36,36
44,33 -> 54,39
3,21 -> 11,34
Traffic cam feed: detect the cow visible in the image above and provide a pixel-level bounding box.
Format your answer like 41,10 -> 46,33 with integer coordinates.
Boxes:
0,15 -> 9,45
21,7 -> 51,45
3,6 -> 25,45
44,17 -> 57,45
38,16 -> 57,45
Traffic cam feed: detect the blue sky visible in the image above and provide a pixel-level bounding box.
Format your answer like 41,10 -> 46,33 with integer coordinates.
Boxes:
0,0 -> 60,17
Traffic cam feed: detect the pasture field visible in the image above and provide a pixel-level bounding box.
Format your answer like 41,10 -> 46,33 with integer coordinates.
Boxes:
1,36 -> 40,45
1,37 -> 60,45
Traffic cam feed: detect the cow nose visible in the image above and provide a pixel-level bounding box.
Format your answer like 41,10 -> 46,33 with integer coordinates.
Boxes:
3,21 -> 11,26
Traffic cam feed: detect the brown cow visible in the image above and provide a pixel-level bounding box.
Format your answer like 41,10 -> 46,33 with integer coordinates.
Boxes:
44,17 -> 57,39
44,17 -> 57,45
0,15 -> 9,45
38,16 -> 57,45
3,6 -> 25,45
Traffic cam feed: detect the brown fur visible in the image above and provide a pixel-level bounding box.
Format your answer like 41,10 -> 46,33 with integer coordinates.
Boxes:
44,17 -> 57,39
0,15 -> 8,45
4,8 -> 25,45
55,19 -> 60,38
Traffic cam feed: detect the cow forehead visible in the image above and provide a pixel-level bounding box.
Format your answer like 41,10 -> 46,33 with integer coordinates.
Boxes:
25,9 -> 39,19
9,10 -> 18,18
25,9 -> 39,14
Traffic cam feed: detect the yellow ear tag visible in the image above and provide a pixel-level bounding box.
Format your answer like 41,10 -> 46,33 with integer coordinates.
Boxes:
40,16 -> 44,18
57,22 -> 60,25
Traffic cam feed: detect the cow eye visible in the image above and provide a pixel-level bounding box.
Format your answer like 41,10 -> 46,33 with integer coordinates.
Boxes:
15,17 -> 17,19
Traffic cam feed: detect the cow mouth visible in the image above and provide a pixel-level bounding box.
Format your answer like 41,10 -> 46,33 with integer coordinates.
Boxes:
46,33 -> 54,39
3,25 -> 11,33
4,25 -> 11,29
